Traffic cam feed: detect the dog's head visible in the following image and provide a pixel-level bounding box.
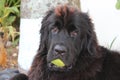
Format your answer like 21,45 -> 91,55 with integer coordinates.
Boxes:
39,5 -> 98,72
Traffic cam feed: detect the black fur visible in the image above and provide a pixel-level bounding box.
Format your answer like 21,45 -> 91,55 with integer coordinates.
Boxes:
10,5 -> 120,80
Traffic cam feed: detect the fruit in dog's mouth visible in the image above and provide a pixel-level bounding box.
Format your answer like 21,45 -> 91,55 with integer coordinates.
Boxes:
51,59 -> 65,67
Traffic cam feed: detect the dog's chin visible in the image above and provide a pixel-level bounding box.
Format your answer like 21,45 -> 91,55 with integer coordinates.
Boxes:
47,63 -> 73,72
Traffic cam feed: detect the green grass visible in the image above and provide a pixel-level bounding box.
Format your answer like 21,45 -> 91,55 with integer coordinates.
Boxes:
109,37 -> 117,49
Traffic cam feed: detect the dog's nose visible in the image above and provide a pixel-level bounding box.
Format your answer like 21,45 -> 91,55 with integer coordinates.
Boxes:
54,45 -> 67,56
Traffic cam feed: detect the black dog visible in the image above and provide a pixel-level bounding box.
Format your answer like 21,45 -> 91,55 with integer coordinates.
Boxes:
11,5 -> 120,80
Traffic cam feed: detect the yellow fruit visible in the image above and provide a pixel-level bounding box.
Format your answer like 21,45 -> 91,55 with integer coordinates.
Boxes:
51,59 -> 65,67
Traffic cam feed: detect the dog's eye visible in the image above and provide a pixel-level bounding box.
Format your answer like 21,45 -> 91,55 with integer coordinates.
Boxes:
70,30 -> 78,37
68,24 -> 78,37
51,27 -> 59,34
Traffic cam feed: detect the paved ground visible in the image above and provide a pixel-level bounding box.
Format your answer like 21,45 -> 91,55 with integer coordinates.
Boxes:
0,69 -> 19,80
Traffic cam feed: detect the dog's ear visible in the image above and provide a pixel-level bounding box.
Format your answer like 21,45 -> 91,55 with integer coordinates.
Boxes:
86,32 -> 98,56
80,34 -> 98,57
80,13 -> 98,57
38,10 -> 54,56
28,10 -> 54,80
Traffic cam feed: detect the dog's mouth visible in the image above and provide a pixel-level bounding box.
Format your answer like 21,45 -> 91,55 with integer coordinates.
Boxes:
48,62 -> 73,71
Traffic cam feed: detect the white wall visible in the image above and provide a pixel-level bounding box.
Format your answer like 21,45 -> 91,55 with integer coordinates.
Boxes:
81,0 -> 120,51
18,19 -> 41,72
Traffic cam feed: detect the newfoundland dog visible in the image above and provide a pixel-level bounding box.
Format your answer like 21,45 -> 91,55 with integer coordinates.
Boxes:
11,5 -> 120,80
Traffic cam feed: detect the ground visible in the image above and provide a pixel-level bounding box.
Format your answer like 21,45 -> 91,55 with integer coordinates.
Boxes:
0,46 -> 18,71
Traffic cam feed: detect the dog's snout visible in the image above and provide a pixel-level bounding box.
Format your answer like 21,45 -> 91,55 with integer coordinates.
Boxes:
54,45 -> 67,55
